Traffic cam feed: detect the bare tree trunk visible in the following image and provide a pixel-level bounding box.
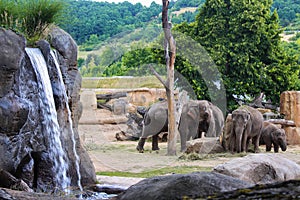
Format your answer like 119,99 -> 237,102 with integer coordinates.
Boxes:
162,0 -> 176,156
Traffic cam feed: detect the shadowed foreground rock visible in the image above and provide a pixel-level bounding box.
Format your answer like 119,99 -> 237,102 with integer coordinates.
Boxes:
0,187 -> 78,200
117,172 -> 253,200
209,179 -> 300,200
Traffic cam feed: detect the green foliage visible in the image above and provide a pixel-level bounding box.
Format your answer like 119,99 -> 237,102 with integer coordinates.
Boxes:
175,0 -> 300,109
272,0 -> 300,27
59,0 -> 161,45
171,0 -> 206,11
0,0 -> 18,30
0,0 -> 64,44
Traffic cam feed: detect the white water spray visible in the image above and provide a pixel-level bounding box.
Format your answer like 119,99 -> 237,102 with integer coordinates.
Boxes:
50,50 -> 83,191
25,48 -> 71,191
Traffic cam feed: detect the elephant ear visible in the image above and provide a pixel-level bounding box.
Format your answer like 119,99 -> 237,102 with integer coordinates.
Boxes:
245,112 -> 251,122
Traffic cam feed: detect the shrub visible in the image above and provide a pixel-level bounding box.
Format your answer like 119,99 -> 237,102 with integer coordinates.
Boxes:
0,0 -> 64,44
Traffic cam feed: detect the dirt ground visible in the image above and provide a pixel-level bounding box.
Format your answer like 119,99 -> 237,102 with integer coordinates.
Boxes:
78,109 -> 300,187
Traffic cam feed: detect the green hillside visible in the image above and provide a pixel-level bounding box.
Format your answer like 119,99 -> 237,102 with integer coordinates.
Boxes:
59,0 -> 300,46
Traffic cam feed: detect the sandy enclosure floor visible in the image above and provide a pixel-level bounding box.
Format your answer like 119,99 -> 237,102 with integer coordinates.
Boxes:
78,109 -> 300,186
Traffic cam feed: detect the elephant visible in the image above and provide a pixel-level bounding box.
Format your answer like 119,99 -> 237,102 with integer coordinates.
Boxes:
221,114 -> 232,151
229,106 -> 263,153
136,100 -> 168,153
260,121 -> 287,153
179,100 -> 224,152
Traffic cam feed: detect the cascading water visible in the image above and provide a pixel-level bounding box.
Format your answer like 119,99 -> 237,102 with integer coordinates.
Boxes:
25,48 -> 71,191
50,50 -> 83,191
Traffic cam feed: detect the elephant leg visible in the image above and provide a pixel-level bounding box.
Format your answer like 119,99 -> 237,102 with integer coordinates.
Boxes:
253,135 -> 260,153
265,139 -> 272,152
136,138 -> 146,153
229,133 -> 235,153
252,136 -> 260,153
180,132 -> 187,152
266,144 -> 272,152
152,134 -> 160,151
273,143 -> 279,153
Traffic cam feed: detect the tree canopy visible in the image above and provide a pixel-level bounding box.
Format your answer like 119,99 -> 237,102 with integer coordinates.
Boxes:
175,0 -> 300,109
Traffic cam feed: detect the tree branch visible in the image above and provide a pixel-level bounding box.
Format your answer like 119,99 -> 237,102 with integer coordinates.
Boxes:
149,65 -> 168,89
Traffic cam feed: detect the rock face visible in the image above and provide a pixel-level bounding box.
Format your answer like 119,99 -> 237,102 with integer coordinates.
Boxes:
118,172 -> 253,200
280,91 -> 300,145
0,27 -> 95,192
280,91 -> 300,127
214,153 -> 300,184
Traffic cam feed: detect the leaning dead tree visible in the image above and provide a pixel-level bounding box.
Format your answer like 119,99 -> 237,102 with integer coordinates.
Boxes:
151,0 -> 177,155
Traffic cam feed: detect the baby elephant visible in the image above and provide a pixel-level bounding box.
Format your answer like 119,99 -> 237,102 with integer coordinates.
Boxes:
260,121 -> 287,153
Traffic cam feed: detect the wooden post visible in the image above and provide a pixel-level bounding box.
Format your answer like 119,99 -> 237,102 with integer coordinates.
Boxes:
162,0 -> 176,156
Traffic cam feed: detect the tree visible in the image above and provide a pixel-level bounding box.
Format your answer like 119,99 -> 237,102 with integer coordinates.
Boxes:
176,0 -> 300,109
152,0 -> 177,155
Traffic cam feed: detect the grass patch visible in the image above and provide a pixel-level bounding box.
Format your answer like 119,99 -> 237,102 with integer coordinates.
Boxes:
81,76 -> 164,89
96,165 -> 212,178
178,152 -> 248,161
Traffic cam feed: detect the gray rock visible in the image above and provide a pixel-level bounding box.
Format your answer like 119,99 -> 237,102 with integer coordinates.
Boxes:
0,27 -> 96,191
118,172 -> 253,200
214,153 -> 300,184
112,99 -> 127,115
185,137 -> 225,154
47,27 -> 96,186
48,27 -> 77,67
0,28 -> 25,97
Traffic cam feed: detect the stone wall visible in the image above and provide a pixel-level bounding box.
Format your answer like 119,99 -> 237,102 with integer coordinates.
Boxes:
280,91 -> 300,145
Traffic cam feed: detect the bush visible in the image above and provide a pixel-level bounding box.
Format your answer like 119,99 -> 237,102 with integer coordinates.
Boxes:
0,0 -> 64,44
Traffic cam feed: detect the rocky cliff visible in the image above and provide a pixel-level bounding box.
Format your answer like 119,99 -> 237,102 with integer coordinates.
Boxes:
0,27 -> 96,192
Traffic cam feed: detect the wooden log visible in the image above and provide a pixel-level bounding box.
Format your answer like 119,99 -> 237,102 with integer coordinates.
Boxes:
267,119 -> 296,127
97,102 -> 112,111
94,184 -> 127,194
96,92 -> 127,100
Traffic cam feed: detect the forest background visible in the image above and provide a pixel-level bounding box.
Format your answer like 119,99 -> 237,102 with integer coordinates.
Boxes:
2,0 -> 300,110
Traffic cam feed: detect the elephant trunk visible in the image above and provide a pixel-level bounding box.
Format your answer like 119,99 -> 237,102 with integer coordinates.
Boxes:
280,140 -> 287,151
235,127 -> 244,153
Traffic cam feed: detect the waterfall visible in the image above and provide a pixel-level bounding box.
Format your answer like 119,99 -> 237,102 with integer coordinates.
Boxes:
25,48 -> 71,191
50,50 -> 83,191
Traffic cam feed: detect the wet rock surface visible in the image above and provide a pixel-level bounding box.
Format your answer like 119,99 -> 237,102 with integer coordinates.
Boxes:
0,27 -> 95,192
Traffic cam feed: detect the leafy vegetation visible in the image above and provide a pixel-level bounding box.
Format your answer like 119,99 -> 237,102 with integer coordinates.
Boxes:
272,0 -> 300,27
174,0 -> 300,109
75,0 -> 300,110
57,0 -> 300,46
0,0 -> 64,44
59,0 -> 161,45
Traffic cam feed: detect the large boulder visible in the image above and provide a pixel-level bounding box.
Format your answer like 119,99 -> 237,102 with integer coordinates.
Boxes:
0,27 -> 96,191
214,153 -> 300,184
118,172 -> 253,200
185,138 -> 225,154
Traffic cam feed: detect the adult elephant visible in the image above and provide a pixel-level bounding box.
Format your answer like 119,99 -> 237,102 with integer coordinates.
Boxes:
136,100 -> 168,153
179,100 -> 224,152
229,106 -> 263,153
